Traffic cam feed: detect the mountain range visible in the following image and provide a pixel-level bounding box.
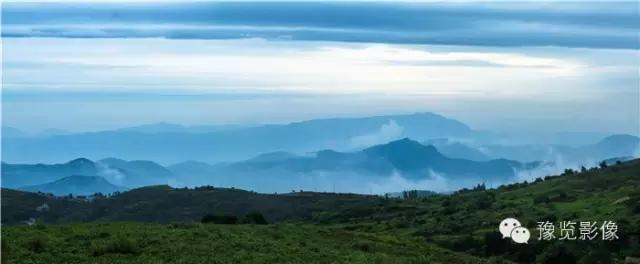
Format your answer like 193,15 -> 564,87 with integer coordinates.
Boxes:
2,139 -> 540,195
4,113 -> 636,168
175,138 -> 541,193
1,113 -> 472,164
426,134 -> 639,164
2,112 -> 637,195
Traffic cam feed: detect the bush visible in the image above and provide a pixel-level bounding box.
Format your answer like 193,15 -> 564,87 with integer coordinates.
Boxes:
201,214 -> 238,224
483,232 -> 508,256
1,238 -> 8,263
25,237 -> 46,253
536,244 -> 577,264
244,212 -> 268,225
473,194 -> 494,209
533,194 -> 549,204
92,238 -> 138,256
452,235 -> 481,252
578,246 -> 613,264
352,242 -> 373,252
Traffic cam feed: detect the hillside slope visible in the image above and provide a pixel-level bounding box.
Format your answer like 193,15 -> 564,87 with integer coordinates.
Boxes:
1,186 -> 381,224
19,176 -> 127,196
315,159 -> 640,263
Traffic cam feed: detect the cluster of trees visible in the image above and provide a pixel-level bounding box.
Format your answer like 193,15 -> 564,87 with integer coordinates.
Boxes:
402,190 -> 419,200
201,212 -> 268,225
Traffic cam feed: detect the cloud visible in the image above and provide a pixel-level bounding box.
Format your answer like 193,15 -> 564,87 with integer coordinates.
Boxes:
282,169 -> 453,194
2,2 -> 637,49
367,170 -> 450,194
1,34 -> 637,135
1,38 -> 587,96
350,120 -> 404,148
96,162 -> 126,185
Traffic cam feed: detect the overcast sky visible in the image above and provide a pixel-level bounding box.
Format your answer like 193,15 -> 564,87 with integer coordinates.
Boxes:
2,1 -> 639,135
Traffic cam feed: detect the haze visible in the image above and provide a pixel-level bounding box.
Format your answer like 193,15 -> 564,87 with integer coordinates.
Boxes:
2,1 -> 638,136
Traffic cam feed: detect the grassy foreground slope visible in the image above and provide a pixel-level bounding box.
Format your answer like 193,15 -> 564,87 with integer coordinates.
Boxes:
316,159 -> 640,263
1,223 -> 485,264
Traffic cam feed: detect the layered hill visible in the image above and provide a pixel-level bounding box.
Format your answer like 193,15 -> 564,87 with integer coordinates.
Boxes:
1,158 -> 175,190
3,139 -> 538,194
170,138 -> 540,192
1,185 -> 380,224
20,175 -> 127,196
1,158 -> 97,188
426,134 -> 639,164
2,113 -> 472,164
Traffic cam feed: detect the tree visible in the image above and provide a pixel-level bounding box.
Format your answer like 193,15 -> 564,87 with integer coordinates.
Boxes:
484,232 -> 508,256
244,212 -> 268,225
578,246 -> 613,264
599,161 -> 608,169
402,190 -> 419,199
536,244 -> 577,263
201,214 -> 238,224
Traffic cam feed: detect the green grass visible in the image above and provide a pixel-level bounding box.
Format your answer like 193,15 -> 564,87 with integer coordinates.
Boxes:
1,222 -> 486,264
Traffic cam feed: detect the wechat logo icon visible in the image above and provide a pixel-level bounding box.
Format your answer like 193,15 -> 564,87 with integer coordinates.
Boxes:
499,218 -> 530,244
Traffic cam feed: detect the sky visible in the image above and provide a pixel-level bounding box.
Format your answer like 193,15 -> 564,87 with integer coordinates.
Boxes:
2,1 -> 639,135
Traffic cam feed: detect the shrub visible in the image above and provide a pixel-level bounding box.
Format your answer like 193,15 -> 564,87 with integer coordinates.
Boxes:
578,246 -> 613,264
633,203 -> 640,214
452,235 -> 480,252
201,214 -> 238,224
474,194 -> 494,209
25,237 -> 46,253
352,242 -> 373,252
483,232 -> 508,256
536,244 -> 577,264
244,212 -> 268,225
599,161 -> 608,169
1,238 -> 8,262
92,238 -> 138,256
170,223 -> 198,229
533,194 -> 549,204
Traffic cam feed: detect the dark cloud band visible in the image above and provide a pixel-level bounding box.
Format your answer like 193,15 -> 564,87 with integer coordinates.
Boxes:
2,2 -> 638,49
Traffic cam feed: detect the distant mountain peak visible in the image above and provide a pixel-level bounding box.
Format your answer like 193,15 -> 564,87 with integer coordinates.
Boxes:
98,157 -> 127,164
598,134 -> 639,144
171,160 -> 213,167
67,158 -> 94,165
248,151 -> 297,162
364,138 -> 439,155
